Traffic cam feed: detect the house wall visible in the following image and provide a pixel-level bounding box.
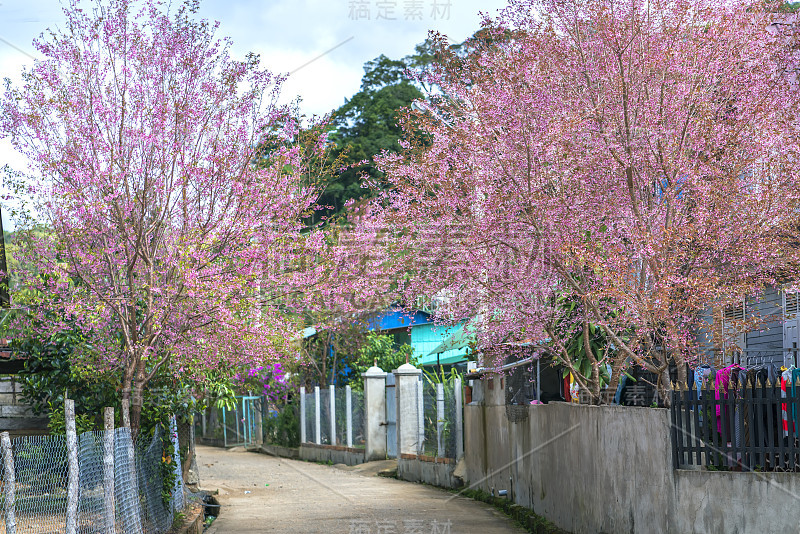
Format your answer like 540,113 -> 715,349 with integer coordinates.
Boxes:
744,286 -> 783,364
694,307 -> 719,365
464,380 -> 800,534
696,285 -> 786,367
409,323 -> 468,364
0,376 -> 48,436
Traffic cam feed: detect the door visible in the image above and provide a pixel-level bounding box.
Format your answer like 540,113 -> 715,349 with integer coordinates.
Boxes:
385,373 -> 397,459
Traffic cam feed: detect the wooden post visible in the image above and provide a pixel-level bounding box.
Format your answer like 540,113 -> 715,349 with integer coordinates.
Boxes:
346,385 -> 353,448
103,407 -> 115,534
121,399 -> 131,429
65,399 -> 79,534
299,387 -> 306,444
169,416 -> 184,512
1,431 -> 16,534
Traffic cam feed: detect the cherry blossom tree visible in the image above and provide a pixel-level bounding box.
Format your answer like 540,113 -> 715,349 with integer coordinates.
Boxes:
1,0 -> 328,432
361,0 -> 800,401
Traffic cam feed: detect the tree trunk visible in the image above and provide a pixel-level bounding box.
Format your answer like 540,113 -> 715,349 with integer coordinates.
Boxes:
583,319 -> 601,404
658,365 -> 672,408
675,354 -> 688,387
129,379 -> 145,441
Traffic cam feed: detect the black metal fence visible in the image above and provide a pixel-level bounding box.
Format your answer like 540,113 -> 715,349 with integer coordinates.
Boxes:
671,378 -> 800,471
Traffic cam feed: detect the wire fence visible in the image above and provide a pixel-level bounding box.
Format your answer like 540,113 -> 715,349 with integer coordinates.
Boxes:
418,379 -> 462,459
350,390 -> 366,448
443,384 -> 459,459
319,390 -> 332,446
334,387 -> 347,446
300,386 -> 367,448
297,379 -> 462,459
0,426 -> 184,534
421,383 -> 438,457
304,392 -> 315,444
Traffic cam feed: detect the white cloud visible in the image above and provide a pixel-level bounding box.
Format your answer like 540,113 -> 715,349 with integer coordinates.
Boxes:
0,0 -> 509,228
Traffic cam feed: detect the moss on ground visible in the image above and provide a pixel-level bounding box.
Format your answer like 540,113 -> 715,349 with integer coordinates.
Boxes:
455,488 -> 571,534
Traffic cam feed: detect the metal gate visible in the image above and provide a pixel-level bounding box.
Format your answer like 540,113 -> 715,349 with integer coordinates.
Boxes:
221,395 -> 261,448
385,373 -> 397,459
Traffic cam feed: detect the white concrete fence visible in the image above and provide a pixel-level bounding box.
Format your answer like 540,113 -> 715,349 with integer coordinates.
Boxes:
299,361 -> 463,463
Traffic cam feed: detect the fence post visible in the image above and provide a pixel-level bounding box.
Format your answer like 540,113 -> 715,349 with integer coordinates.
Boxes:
417,377 -> 425,455
346,385 -> 353,448
436,383 -> 445,457
300,387 -> 307,444
455,378 -> 463,460
65,399 -> 79,534
254,396 -> 264,446
121,398 -> 130,428
314,386 -> 321,445
1,431 -> 16,534
394,362 -> 423,456
329,385 -> 336,446
103,407 -> 115,534
363,364 -> 387,461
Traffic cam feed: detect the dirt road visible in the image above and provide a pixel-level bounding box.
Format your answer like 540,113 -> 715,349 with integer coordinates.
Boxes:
198,445 -> 526,534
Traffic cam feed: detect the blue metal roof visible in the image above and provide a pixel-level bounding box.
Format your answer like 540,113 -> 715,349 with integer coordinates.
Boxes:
366,307 -> 432,331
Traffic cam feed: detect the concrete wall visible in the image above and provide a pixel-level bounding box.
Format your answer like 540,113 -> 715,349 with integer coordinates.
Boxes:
397,454 -> 460,489
252,444 -> 299,460
465,382 -> 800,534
299,444 -> 365,466
673,470 -> 800,534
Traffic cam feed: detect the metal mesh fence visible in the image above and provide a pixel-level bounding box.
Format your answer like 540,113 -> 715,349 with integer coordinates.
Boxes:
299,387 -> 366,448
77,431 -> 107,533
136,430 -> 173,534
334,387 -> 347,446
444,384 -> 460,459
115,428 -> 143,534
422,382 -> 438,457
415,380 -> 462,459
5,434 -> 69,533
319,389 -> 332,445
350,390 -> 366,448
0,427 -> 183,534
304,392 -> 315,443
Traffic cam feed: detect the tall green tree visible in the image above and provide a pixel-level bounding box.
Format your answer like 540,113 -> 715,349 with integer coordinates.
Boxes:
318,53 -> 425,217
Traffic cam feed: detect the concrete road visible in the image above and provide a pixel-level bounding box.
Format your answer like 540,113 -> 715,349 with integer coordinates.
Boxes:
198,445 -> 526,534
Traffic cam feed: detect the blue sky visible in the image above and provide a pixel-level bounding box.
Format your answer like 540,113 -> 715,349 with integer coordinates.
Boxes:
0,0 -> 508,199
